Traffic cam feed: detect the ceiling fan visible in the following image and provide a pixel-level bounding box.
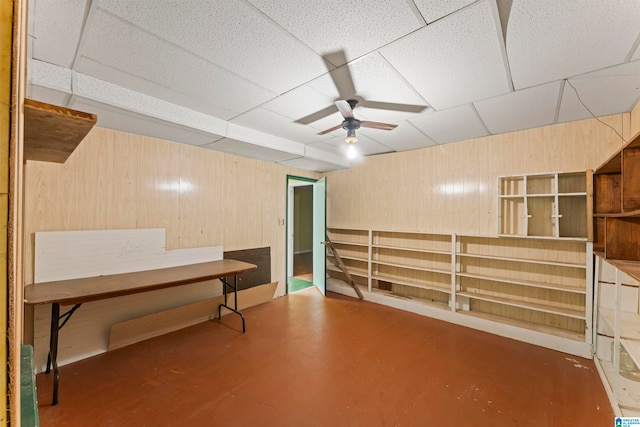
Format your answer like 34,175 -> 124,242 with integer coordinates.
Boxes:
296,50 -> 428,158
318,99 -> 398,158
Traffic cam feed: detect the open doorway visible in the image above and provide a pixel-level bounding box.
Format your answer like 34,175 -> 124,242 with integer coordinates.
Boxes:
286,176 -> 326,295
287,178 -> 314,293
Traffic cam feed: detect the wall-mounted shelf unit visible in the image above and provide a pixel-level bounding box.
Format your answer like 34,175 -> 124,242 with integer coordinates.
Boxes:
594,257 -> 640,416
498,171 -> 591,240
326,228 -> 593,357
593,130 -> 640,271
24,98 -> 97,163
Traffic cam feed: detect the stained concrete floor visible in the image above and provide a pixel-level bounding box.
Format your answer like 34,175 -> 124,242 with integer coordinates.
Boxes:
36,287 -> 614,426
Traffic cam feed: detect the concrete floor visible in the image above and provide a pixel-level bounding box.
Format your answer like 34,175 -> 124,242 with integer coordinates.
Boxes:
36,287 -> 614,426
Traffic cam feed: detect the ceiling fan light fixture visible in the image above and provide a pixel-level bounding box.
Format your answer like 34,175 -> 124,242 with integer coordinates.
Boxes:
346,142 -> 357,159
345,128 -> 358,144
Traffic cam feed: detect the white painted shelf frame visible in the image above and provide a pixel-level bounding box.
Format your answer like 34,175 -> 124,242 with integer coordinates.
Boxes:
326,227 -> 593,358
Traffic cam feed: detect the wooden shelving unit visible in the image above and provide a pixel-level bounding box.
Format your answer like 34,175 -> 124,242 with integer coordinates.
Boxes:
24,98 -> 97,163
498,171 -> 591,239
326,228 -> 593,357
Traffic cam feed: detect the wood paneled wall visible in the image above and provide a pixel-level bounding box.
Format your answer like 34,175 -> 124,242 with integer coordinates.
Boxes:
24,126 -> 319,296
325,115 -> 632,234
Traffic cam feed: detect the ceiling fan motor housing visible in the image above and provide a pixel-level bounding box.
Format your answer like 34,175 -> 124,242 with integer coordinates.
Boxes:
342,117 -> 361,131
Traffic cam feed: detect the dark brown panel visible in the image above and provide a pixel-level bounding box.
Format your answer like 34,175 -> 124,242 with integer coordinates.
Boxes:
605,217 -> 640,260
593,217 -> 605,253
623,147 -> 640,211
224,247 -> 271,290
593,173 -> 621,214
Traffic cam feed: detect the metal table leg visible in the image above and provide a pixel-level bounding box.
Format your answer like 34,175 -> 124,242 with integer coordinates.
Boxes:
218,275 -> 245,333
45,302 -> 82,405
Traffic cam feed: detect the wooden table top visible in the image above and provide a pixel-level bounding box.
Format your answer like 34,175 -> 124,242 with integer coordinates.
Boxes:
24,259 -> 257,306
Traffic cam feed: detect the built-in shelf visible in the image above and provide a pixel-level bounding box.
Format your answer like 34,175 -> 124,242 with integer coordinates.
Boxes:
498,171 -> 591,239
326,228 -> 592,357
24,98 -> 97,163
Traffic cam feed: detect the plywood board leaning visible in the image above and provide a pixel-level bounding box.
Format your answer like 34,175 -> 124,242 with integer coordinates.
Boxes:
108,281 -> 278,350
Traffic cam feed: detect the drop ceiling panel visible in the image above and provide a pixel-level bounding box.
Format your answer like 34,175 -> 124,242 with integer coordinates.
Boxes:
380,0 -> 511,110
409,104 -> 488,144
98,0 -> 327,94
71,99 -> 223,147
28,88 -> 70,108
317,134 -> 393,157
77,57 -> 239,120
230,108 -> 327,144
413,0 -> 476,23
247,0 -> 425,64
506,0 -> 640,89
364,123 -> 437,151
475,81 -> 562,135
558,61 -> 640,123
78,9 -> 276,117
277,157 -> 343,173
31,0 -> 89,67
202,138 -> 301,163
261,86 -> 335,122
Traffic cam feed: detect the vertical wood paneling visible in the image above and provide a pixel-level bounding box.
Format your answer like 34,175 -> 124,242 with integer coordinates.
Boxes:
23,127 -> 320,364
177,144 -> 224,249
326,115 -> 630,235
136,135 -> 180,248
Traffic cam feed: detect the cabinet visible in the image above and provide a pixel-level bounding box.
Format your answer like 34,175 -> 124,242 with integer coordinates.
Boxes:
327,227 -> 593,357
594,257 -> 640,416
593,130 -> 640,266
498,171 -> 591,239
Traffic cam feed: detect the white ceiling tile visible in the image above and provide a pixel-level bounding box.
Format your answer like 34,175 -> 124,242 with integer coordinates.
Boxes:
230,108 -> 327,144
364,122 -> 437,151
29,59 -> 72,94
31,0 -> 89,67
72,72 -> 229,137
318,134 -> 394,157
247,0 -> 424,64
98,0 -> 327,94
506,0 -> 640,89
71,99 -> 223,147
413,0 -> 475,23
409,104 -> 489,144
277,157 -> 345,173
381,0 -> 511,110
633,44 -> 640,62
558,60 -> 640,122
78,10 -> 276,117
76,56 -> 238,120
203,138 -> 301,163
28,88 -> 70,108
261,85 -> 335,121
475,81 -> 562,134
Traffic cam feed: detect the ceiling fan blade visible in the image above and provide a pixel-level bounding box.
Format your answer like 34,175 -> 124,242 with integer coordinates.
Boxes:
360,121 -> 398,131
335,100 -> 354,119
317,123 -> 343,135
360,100 -> 429,114
295,105 -> 342,125
323,50 -> 357,99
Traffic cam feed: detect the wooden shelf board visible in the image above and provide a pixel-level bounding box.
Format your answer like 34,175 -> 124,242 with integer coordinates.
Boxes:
326,265 -> 368,278
24,98 -> 97,163
456,252 -> 586,269
598,359 -> 640,411
371,273 -> 451,294
329,240 -> 369,248
599,259 -> 640,283
457,291 -> 585,319
371,244 -> 450,255
593,208 -> 640,218
371,259 -> 450,275
558,192 -> 587,197
326,253 -> 367,263
600,308 -> 640,341
461,310 -> 585,341
456,271 -> 586,294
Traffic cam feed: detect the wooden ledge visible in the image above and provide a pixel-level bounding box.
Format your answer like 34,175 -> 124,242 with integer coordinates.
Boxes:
24,98 -> 97,163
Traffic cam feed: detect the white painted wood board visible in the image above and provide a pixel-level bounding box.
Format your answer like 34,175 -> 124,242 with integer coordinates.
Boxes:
32,228 -> 224,372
